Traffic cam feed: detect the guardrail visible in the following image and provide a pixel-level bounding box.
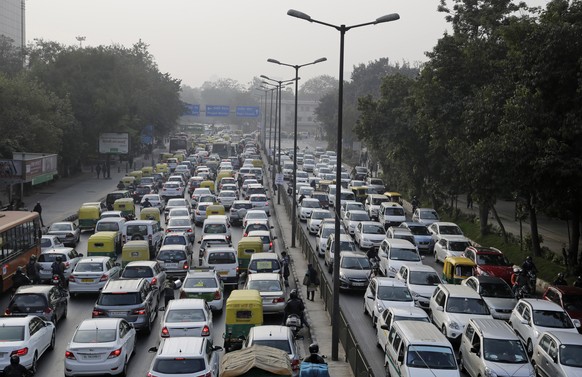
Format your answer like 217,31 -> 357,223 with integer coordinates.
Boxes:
285,193 -> 375,377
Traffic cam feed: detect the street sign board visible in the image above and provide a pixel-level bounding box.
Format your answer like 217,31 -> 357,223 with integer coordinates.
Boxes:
236,106 -> 260,118
275,173 -> 284,185
99,133 -> 129,154
205,105 -> 230,117
184,103 -> 200,116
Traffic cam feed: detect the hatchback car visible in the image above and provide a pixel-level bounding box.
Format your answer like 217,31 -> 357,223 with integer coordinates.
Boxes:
298,198 -> 321,222
156,245 -> 192,279
64,318 -> 136,377
193,201 -> 213,226
217,190 -> 237,209
364,277 -> 414,326
434,235 -> 472,263
47,222 -> 81,246
69,257 -> 122,294
167,207 -> 191,221
165,216 -> 195,243
0,315 -> 55,373
306,209 -> 333,235
229,200 -> 254,226
161,232 -> 192,255
249,194 -> 270,216
140,194 -> 164,211
160,181 -> 184,199
316,222 -> 346,257
338,252 -> 372,291
179,269 -> 225,313
147,337 -> 221,377
6,285 -> 68,326
164,198 -> 191,220
203,248 -> 239,286
342,210 -> 371,235
532,331 -> 582,377
242,209 -> 269,229
38,247 -> 83,282
462,276 -> 517,320
160,298 -> 213,338
464,246 -> 514,284
412,207 -> 440,225
396,264 -> 442,310
398,221 -> 434,254
92,278 -> 159,333
243,325 -> 301,374
354,221 -> 385,250
120,260 -> 166,293
244,273 -> 286,314
40,235 -> 64,252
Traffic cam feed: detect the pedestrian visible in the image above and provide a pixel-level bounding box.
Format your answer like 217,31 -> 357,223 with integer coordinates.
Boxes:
2,355 -> 31,377
26,255 -> 41,285
129,156 -> 134,170
105,162 -> 111,179
95,163 -> 101,179
303,263 -> 319,301
33,201 -> 44,227
467,192 -> 473,209
280,251 -> 290,287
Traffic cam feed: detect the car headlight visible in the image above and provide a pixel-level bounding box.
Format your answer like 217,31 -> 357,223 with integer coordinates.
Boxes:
448,321 -> 460,330
484,367 -> 497,377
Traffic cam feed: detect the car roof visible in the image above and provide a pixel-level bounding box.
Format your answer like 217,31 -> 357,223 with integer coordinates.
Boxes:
78,256 -> 110,263
247,272 -> 281,281
385,238 -> 416,248
373,277 -> 407,287
247,230 -> 271,237
433,221 -> 460,227
543,330 -> 582,344
341,251 -> 367,258
125,260 -> 157,267
167,298 -> 207,310
0,316 -> 37,325
469,318 -> 515,340
78,318 -> 121,331
437,284 -> 482,298
249,325 -> 291,340
40,248 -> 75,255
520,298 -> 565,311
103,278 -> 145,293
15,285 -> 53,294
389,306 -> 429,318
403,264 -> 439,273
158,337 -> 206,357
250,252 -> 278,260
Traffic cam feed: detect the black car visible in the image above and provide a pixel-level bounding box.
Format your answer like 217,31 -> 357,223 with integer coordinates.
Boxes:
6,285 -> 68,326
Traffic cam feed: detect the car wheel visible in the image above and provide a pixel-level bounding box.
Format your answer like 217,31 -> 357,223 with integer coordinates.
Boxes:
30,352 -> 38,374
120,357 -> 128,377
372,314 -> 377,328
385,362 -> 391,377
441,325 -> 447,338
527,338 -> 533,356
327,263 -> 332,274
62,303 -> 68,319
144,317 -> 152,334
459,352 -> 465,372
49,330 -> 56,351
363,302 -> 368,315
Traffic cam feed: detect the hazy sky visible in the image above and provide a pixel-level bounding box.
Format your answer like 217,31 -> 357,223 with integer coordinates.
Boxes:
26,0 -> 548,89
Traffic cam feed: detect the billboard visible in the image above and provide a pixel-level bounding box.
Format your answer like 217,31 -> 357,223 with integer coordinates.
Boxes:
99,133 -> 129,154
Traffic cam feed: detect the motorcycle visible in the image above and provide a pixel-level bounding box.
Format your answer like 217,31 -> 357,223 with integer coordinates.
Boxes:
285,314 -> 303,339
368,255 -> 380,280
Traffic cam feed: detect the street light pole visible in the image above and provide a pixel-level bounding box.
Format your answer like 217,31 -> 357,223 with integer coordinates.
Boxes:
254,88 -> 269,151
287,9 -> 399,361
267,57 -> 327,247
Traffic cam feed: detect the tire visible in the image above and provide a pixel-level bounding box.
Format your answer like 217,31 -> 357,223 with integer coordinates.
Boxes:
144,316 -> 152,334
119,357 -> 128,377
62,303 -> 68,319
327,263 -> 332,274
49,330 -> 56,351
132,234 -> 144,241
459,352 -> 465,372
385,362 -> 391,377
30,352 -> 38,374
372,314 -> 377,328
364,302 -> 368,315
527,338 -> 533,356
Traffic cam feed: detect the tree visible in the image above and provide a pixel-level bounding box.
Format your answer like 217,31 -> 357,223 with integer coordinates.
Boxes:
299,75 -> 338,101
0,36 -> 24,77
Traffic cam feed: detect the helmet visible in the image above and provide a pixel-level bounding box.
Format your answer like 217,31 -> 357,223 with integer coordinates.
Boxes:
513,267 -> 521,273
30,255 -> 36,261
526,256 -> 532,262
290,289 -> 298,299
145,198 -> 150,201
56,256 -> 62,262
309,343 -> 319,354
10,355 -> 19,365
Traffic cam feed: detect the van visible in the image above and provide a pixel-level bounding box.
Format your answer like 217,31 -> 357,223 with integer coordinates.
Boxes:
459,319 -> 533,377
379,202 -> 406,230
248,253 -> 281,275
385,321 -> 460,377
203,247 -> 239,286
378,238 -> 422,278
202,215 -> 231,242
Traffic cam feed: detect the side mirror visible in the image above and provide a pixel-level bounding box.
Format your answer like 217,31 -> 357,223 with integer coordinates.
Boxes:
573,319 -> 581,328
470,346 -> 478,354
367,295 -> 374,300
435,305 -> 444,312
273,236 -> 277,240
148,346 -> 158,353
174,280 -> 182,289
421,256 -> 425,260
380,324 -> 389,330
213,345 -> 224,352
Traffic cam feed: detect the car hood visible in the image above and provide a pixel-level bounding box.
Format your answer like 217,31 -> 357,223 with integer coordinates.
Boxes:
483,297 -> 517,311
560,365 -> 582,377
362,233 -> 385,242
478,265 -> 513,279
484,360 -> 533,377
340,268 -> 371,279
409,284 -> 438,298
447,312 -> 492,326
404,368 -> 459,377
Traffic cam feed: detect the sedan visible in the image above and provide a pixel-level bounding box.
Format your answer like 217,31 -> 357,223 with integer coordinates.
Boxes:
167,207 -> 191,221
306,209 -> 333,235
120,260 -> 167,293
434,235 -> 471,263
64,318 -> 136,377
217,190 -> 237,209
354,221 -> 385,250
316,221 -> 346,257
69,257 -> 122,294
298,198 -> 321,222
249,194 -> 270,216
339,252 -> 371,291
160,299 -> 213,338
398,222 -> 434,254
244,273 -> 286,314
47,221 -> 80,246
342,210 -> 370,235
0,315 -> 55,372
41,235 -> 63,252
140,194 -> 164,211
166,216 -> 195,243
462,276 -> 517,320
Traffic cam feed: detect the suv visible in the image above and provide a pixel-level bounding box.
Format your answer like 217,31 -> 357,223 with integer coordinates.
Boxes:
6,285 -> 68,326
122,220 -> 164,257
147,337 -> 221,377
92,278 -> 160,333
463,246 -> 513,284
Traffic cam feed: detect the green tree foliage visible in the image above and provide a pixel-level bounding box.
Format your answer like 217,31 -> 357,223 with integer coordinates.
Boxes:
299,75 -> 338,101
0,36 -> 24,77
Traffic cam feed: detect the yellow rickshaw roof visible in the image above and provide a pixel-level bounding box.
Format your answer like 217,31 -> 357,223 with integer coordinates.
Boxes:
115,198 -> 134,203
238,237 -> 263,246
444,256 -> 476,266
89,231 -> 118,240
141,207 -> 160,214
122,176 -> 135,181
123,240 -> 149,248
384,191 -> 402,197
226,289 -> 262,305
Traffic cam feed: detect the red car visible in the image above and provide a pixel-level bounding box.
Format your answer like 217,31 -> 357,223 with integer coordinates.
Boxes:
543,285 -> 582,332
463,246 -> 513,284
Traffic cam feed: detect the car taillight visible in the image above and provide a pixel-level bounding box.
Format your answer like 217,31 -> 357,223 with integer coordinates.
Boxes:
65,262 -> 70,268
11,348 -> 28,357
100,274 -> 109,282
161,327 -> 170,337
147,373 -> 157,377
108,348 -> 122,359
273,297 -> 285,303
133,308 -> 146,315
69,275 -> 76,282
243,233 -> 248,237
65,351 -> 76,360
187,228 -> 192,232
151,277 -> 157,285
291,359 -> 300,371
4,309 -> 11,315
269,242 -> 273,248
92,309 -> 104,317
201,325 -> 210,336
166,229 -> 171,233
213,290 -> 221,300
44,307 -> 53,314
183,263 -> 189,270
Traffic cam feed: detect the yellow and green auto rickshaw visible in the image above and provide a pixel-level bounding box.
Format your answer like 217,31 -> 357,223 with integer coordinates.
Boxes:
87,231 -> 118,257
121,176 -> 136,189
351,186 -> 369,204
121,240 -> 150,267
384,191 -> 403,204
141,166 -> 154,176
139,207 -> 161,226
155,163 -> 169,175
442,256 -> 476,284
200,180 -> 216,194
78,204 -> 101,231
173,153 -> 185,163
206,204 -> 226,217
128,171 -> 143,185
223,289 -> 263,352
237,237 -> 263,274
318,180 -> 333,193
113,198 -> 135,219
159,153 -> 173,163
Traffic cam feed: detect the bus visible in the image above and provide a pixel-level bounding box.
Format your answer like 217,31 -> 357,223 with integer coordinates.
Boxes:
0,211 -> 41,292
211,142 -> 230,159
169,137 -> 189,154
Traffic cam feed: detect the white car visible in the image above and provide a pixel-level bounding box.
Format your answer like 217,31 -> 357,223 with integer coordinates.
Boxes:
412,207 -> 440,225
316,221 -> 346,257
166,216 -> 195,243
295,170 -> 309,183
532,331 -> 582,377
462,276 -> 517,320
147,337 -> 221,377
375,307 -> 429,351
243,326 -> 302,374
509,298 -> 580,355
40,235 -> 64,252
433,234 -> 471,263
340,200 -> 365,220
296,186 -> 314,203
428,221 -> 464,242
217,190 -> 237,209
306,209 -> 333,235
160,181 -> 184,199
140,194 -> 164,210
395,264 -> 442,310
167,207 -> 191,221
242,209 -> 269,229
354,221 -> 385,250
364,277 -> 414,326
65,318 -> 136,377
191,187 -> 212,203
160,298 -> 213,338
249,194 -> 270,216
0,315 -> 55,372
342,210 -> 370,235
38,248 -> 84,281
298,198 -> 321,221
180,269 -> 225,312
244,273 -> 286,314
69,257 -> 122,294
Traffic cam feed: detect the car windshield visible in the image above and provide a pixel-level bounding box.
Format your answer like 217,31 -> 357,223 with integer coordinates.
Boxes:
350,213 -> 370,221
341,257 -> 370,270
533,310 -> 574,328
252,339 -> 291,354
38,254 -> 67,263
250,196 -> 267,203
153,359 -> 205,374
204,224 -> 227,234
439,225 -> 463,235
75,263 -> 104,273
393,315 -> 430,323
98,293 -> 141,306
406,345 -> 457,369
563,294 -> 582,311
311,212 -> 331,220
157,250 -> 187,262
390,248 -> 420,262
378,286 -> 413,302
246,224 -> 268,233
246,212 -> 267,220
409,271 -> 441,286
372,198 -> 388,205
122,266 -> 154,278
363,224 -> 384,234
208,252 -> 236,264
73,329 -> 117,343
164,236 -> 187,246
449,241 -> 470,252
483,339 -> 528,363
166,309 -> 206,322
385,208 -> 404,216
184,277 -> 217,289
97,223 -> 119,232
249,259 -> 280,272
302,201 -> 320,209
169,218 -> 191,227
247,280 -> 282,292
168,199 -> 188,207
340,192 -> 355,200
476,253 -> 511,266
170,210 -> 189,217
347,204 -> 364,211
50,223 -> 72,231
560,344 -> 582,367
339,241 -> 356,252
41,238 -> 56,248
420,210 -> 438,220
406,225 -> 430,236
0,326 -> 24,341
220,192 -> 235,198
479,282 -> 514,298
446,298 -> 490,315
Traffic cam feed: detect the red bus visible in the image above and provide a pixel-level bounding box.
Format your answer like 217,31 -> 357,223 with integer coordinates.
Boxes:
0,211 -> 41,292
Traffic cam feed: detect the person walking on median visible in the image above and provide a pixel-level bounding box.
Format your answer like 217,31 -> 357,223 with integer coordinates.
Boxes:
33,201 -> 44,227
96,163 -> 101,179
303,264 -> 319,301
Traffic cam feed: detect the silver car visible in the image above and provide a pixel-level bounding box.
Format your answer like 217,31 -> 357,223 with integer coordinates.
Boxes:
244,273 -> 286,314
462,276 -> 517,320
532,331 -> 582,377
69,257 -> 121,294
338,252 -> 371,291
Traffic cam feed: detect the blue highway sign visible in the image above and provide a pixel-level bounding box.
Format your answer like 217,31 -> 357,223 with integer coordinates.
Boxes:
183,103 -> 200,116
236,106 -> 260,118
205,105 -> 230,117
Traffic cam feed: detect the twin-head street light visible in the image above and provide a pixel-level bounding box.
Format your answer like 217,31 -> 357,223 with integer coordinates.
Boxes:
254,87 -> 270,150
267,57 -> 327,248
260,81 -> 279,161
287,8 -> 399,361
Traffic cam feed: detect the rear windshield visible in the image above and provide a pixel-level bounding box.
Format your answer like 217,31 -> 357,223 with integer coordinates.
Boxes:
38,254 -> 67,263
184,277 -> 218,289
73,329 -> 116,343
246,224 -> 268,233
247,280 -> 282,292
97,223 -> 119,232
166,309 -> 206,323
0,326 -> 24,341
11,294 -> 47,310
40,238 -> 54,248
122,266 -> 154,278
163,236 -> 187,246
204,224 -> 227,234
98,293 -> 141,306
252,339 -> 291,354
208,252 -> 236,264
385,208 -> 405,216
157,249 -> 187,262
75,263 -> 104,273
249,260 -> 280,272
126,225 -> 149,236
153,359 -> 205,374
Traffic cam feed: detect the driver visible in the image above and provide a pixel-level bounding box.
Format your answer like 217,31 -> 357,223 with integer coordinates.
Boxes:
283,289 -> 308,328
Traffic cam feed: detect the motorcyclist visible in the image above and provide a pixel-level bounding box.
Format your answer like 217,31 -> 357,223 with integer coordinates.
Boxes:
2,355 -> 31,377
411,196 -> 419,212
11,267 -> 30,293
51,256 -> 67,289
26,255 -> 41,284
142,198 -> 152,208
553,272 -> 568,286
303,343 -> 326,364
511,267 -> 528,296
116,181 -> 125,190
283,289 -> 308,328
521,256 -> 538,274
574,276 -> 582,288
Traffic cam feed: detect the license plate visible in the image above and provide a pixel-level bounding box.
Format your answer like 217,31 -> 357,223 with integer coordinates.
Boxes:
352,282 -> 365,287
219,271 -> 229,276
81,279 -> 94,283
82,354 -> 100,360
165,263 -> 178,269
109,311 -> 126,317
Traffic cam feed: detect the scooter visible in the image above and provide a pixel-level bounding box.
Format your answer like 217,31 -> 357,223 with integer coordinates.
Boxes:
285,314 -> 303,339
